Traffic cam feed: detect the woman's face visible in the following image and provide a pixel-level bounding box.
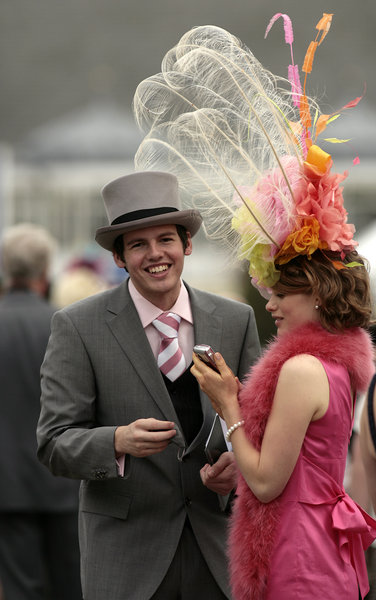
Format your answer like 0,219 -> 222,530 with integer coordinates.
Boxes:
265,290 -> 320,336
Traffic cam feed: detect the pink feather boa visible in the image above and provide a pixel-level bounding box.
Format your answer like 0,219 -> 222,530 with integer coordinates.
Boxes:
229,322 -> 375,600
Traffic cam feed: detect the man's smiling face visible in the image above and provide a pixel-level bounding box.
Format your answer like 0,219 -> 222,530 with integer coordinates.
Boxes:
113,224 -> 192,310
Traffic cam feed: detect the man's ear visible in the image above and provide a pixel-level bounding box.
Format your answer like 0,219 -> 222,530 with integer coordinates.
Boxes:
184,232 -> 193,256
112,251 -> 126,269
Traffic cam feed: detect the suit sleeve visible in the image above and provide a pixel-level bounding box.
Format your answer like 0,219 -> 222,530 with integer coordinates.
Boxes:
37,309 -> 119,481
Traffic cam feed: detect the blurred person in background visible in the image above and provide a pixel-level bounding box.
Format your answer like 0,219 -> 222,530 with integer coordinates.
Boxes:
50,257 -> 109,308
359,324 -> 376,599
360,367 -> 376,513
346,326 -> 376,512
0,223 -> 81,600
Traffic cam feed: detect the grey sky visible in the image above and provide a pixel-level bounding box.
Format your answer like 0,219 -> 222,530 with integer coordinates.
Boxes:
1,0 -> 374,145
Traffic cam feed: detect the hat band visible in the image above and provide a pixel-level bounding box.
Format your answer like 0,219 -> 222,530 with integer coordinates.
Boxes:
111,207 -> 178,226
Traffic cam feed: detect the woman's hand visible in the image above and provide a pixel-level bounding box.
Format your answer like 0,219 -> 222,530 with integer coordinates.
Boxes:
191,351 -> 240,421
200,451 -> 237,495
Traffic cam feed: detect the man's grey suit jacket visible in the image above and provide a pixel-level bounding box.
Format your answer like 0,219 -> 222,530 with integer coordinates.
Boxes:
37,280 -> 260,600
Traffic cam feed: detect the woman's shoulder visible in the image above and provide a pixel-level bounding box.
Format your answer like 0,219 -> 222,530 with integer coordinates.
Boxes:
277,354 -> 330,417
278,354 -> 329,399
281,353 -> 327,379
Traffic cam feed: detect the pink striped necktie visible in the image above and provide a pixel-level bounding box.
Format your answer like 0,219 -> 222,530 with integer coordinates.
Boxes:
152,312 -> 186,382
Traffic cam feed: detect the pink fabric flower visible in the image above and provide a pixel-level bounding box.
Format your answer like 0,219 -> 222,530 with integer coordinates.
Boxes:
294,160 -> 356,252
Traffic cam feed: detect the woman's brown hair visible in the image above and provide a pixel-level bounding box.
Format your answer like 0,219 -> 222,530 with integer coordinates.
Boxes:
274,250 -> 373,332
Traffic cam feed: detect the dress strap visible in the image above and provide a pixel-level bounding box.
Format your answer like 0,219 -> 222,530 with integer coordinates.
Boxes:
367,373 -> 376,452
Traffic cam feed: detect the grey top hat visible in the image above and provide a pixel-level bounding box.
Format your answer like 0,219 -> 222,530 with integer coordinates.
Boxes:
95,171 -> 202,251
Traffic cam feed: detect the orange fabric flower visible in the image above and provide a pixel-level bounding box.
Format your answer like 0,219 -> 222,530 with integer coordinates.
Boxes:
275,217 -> 327,265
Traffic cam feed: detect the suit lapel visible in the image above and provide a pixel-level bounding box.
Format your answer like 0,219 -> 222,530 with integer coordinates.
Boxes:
188,285 -> 223,353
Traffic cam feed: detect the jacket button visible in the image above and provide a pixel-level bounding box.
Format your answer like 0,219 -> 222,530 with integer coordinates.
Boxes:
185,497 -> 192,506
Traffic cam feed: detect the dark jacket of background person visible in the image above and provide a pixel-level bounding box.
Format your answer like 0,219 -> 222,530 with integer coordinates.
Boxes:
0,223 -> 81,600
0,288 -> 80,510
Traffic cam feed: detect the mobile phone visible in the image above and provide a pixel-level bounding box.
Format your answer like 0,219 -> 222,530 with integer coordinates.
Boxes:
193,344 -> 219,371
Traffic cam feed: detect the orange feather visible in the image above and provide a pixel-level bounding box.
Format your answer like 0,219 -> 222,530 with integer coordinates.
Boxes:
316,13 -> 333,45
302,41 -> 318,74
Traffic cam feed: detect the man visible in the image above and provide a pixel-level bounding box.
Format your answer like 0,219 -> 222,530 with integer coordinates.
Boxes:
0,223 -> 81,600
37,171 -> 260,600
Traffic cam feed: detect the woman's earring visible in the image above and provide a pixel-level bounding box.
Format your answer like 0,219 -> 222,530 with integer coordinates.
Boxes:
315,305 -> 320,310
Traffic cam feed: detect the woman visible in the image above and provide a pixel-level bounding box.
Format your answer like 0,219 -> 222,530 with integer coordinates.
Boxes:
192,250 -> 376,599
132,12 -> 376,598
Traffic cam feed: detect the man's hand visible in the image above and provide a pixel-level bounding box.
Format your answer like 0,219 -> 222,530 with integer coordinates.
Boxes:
114,418 -> 177,457
200,451 -> 237,495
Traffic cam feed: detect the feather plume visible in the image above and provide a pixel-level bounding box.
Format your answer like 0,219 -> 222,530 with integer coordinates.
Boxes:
316,13 -> 333,44
265,13 -> 302,108
133,25 -> 319,268
265,13 -> 294,44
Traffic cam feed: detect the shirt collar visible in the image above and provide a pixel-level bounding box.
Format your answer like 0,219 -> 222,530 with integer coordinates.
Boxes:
128,279 -> 193,328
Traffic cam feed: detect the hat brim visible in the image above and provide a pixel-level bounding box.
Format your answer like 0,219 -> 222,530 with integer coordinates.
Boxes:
95,209 -> 202,251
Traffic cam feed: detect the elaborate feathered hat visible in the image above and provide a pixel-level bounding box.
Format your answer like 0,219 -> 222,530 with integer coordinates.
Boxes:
132,13 -> 362,292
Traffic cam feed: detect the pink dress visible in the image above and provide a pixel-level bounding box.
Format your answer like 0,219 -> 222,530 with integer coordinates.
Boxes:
265,359 -> 374,599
